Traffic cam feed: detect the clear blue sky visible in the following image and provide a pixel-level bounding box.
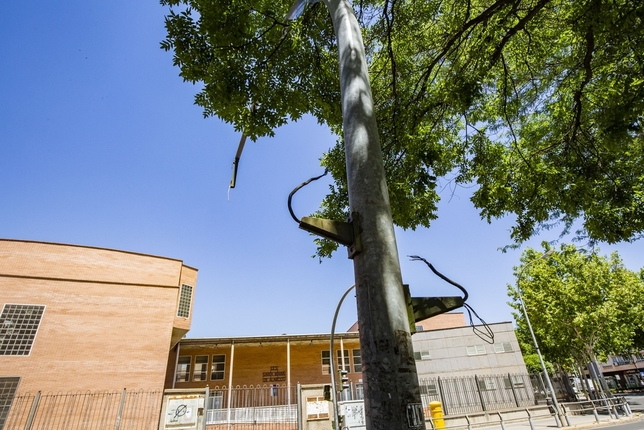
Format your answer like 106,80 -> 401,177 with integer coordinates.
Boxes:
2,0 -> 642,339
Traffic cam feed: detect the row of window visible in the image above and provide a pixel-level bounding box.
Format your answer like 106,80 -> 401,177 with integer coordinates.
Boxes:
176,349 -> 363,383
414,343 -> 514,361
321,349 -> 362,374
467,343 -> 513,356
420,375 -> 526,395
176,342 -> 514,383
176,355 -> 226,382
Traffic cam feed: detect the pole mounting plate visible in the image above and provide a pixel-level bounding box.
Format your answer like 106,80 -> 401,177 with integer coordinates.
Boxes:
298,212 -> 362,259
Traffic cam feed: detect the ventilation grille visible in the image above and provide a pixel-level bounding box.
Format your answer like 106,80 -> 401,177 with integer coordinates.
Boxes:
177,285 -> 193,318
0,304 -> 45,356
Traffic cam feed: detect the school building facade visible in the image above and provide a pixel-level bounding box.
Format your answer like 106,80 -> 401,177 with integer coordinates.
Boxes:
0,239 -> 197,429
166,313 -> 529,401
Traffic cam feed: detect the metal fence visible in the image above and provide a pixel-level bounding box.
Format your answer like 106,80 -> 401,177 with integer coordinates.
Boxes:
4,389 -> 162,430
206,385 -> 297,430
419,373 -> 536,416
529,372 -> 570,403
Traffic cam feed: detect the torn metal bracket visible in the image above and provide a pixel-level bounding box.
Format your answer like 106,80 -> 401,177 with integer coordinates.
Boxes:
403,284 -> 465,334
298,211 -> 362,259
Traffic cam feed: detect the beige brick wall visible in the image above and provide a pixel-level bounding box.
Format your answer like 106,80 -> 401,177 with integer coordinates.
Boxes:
0,239 -> 196,395
0,239 -> 183,286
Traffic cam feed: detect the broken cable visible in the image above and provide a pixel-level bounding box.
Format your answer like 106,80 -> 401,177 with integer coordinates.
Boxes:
408,255 -> 495,344
287,170 -> 328,223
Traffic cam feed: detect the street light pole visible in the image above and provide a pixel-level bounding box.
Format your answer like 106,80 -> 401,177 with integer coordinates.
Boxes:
329,284 -> 355,429
286,0 -> 425,428
516,250 -> 563,427
322,1 -> 425,429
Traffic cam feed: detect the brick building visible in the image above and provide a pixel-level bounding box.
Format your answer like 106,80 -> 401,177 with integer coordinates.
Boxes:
166,313 -> 529,402
0,239 -> 197,428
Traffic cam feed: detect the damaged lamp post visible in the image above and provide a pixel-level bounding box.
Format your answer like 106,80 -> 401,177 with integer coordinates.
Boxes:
288,0 -> 425,428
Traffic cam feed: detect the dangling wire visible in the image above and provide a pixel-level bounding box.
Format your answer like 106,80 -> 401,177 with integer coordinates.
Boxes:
287,170 -> 328,223
408,255 -> 495,344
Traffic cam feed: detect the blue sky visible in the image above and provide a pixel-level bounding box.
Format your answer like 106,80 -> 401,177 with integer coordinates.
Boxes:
2,0 -> 642,339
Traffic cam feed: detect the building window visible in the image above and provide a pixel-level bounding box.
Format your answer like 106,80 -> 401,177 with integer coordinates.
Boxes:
176,356 -> 191,382
504,374 -> 525,389
337,349 -> 350,372
414,350 -> 431,360
211,354 -> 225,380
208,391 -> 224,409
477,377 -> 496,391
177,284 -> 193,318
0,377 -> 20,429
352,349 -> 362,373
0,304 -> 45,356
355,383 -> 364,400
420,383 -> 438,396
193,355 -> 208,381
494,342 -> 513,353
415,325 -> 424,332
321,351 -> 331,375
466,345 -> 486,356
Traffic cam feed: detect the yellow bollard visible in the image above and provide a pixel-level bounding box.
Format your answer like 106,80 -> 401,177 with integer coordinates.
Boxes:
429,401 -> 446,430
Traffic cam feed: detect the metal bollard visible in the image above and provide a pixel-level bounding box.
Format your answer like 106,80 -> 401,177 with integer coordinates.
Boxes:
526,408 -> 536,430
429,401 -> 446,430
561,404 -> 571,427
497,411 -> 506,430
623,397 -> 633,416
591,402 -> 600,423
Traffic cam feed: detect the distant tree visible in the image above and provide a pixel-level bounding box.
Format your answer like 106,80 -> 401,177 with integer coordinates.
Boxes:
508,245 -> 644,374
161,0 -> 644,257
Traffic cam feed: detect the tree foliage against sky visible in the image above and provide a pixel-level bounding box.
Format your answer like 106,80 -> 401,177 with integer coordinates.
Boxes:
161,0 -> 644,257
508,244 -> 644,369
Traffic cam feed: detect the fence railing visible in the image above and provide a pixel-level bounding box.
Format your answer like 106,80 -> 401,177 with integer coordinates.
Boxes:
4,389 -> 162,430
419,373 -> 536,416
206,385 -> 297,426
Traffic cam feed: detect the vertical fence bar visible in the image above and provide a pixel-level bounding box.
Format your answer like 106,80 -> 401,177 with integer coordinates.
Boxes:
474,376 -> 486,411
435,377 -> 447,416
508,374 -> 519,407
297,383 -> 302,430
114,389 -> 126,430
23,391 -> 41,430
203,386 -> 209,430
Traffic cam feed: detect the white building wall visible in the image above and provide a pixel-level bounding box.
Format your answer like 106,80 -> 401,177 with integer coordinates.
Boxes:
412,321 -> 529,378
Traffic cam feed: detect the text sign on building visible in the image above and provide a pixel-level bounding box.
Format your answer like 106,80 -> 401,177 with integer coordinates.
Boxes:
263,365 -> 286,382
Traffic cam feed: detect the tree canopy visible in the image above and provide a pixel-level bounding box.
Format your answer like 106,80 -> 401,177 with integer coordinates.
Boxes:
508,244 -> 644,371
161,0 -> 644,257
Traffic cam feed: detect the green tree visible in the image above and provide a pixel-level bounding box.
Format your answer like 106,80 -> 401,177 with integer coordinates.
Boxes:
161,0 -> 644,257
508,244 -> 644,374
514,329 -> 555,374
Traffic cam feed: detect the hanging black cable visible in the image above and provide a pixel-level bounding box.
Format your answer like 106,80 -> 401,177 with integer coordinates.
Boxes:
287,170 -> 328,223
408,255 -> 494,344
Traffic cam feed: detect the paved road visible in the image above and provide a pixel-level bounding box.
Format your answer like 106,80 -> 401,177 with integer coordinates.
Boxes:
594,419 -> 644,429
624,394 -> 644,413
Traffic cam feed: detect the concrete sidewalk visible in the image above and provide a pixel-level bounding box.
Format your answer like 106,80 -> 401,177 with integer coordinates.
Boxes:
452,411 -> 644,430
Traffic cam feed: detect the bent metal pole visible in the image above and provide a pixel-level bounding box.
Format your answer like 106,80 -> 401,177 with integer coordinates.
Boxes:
321,0 -> 425,428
